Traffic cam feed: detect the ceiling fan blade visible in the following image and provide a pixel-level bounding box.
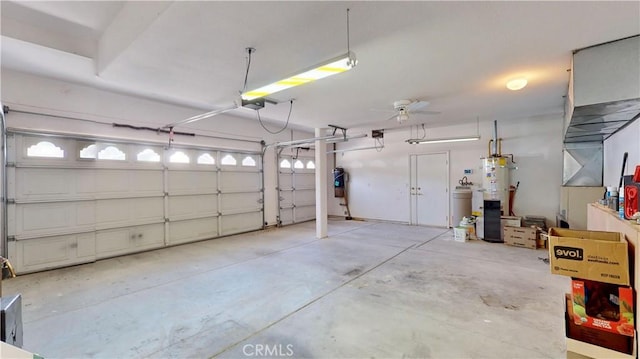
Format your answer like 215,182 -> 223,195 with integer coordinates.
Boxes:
385,113 -> 398,121
412,110 -> 441,115
407,100 -> 430,111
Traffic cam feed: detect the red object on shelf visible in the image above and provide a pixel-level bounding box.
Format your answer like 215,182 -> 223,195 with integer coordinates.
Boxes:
634,165 -> 640,183
625,185 -> 638,219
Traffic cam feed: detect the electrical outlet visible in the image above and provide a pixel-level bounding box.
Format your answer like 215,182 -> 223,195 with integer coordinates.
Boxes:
464,169 -> 473,174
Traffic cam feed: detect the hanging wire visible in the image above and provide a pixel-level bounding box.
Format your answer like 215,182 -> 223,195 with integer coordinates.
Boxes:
257,100 -> 293,134
375,137 -> 384,152
241,47 -> 255,94
346,8 -> 351,54
420,123 -> 427,139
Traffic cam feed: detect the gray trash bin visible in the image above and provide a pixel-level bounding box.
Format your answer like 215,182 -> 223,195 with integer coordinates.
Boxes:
452,188 -> 472,226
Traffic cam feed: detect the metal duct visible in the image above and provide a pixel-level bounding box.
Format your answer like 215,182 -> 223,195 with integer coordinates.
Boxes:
562,141 -> 603,186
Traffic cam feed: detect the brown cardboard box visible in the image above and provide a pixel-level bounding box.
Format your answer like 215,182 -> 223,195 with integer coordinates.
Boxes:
504,226 -> 538,249
498,216 -> 522,240
501,216 -> 521,227
565,294 -> 634,355
548,228 -> 629,285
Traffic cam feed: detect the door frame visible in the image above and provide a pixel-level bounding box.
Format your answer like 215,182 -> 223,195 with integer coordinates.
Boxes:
409,151 -> 450,227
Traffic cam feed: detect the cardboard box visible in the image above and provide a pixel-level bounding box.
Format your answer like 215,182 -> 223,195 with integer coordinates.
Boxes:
497,216 -> 522,240
501,216 -> 521,227
571,280 -> 635,337
537,233 -> 548,249
504,226 -> 538,249
548,228 -> 630,285
565,294 -> 634,355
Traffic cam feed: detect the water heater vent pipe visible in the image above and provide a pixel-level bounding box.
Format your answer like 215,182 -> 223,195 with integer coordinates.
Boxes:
487,120 -> 502,157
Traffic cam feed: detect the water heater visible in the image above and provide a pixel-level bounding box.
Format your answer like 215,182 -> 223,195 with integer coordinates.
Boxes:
481,156 -> 510,216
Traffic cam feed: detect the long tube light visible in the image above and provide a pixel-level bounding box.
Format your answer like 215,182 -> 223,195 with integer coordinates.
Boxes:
241,52 -> 357,100
406,136 -> 480,145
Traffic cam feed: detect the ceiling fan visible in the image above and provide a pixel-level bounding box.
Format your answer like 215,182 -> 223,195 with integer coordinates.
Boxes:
374,99 -> 440,124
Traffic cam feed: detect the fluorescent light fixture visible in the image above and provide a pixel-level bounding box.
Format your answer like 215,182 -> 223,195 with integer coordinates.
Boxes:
406,136 -> 480,144
327,146 -> 382,154
242,52 -> 357,100
506,78 -> 527,91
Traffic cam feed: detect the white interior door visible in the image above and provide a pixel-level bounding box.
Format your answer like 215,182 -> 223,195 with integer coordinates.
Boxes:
410,153 -> 449,227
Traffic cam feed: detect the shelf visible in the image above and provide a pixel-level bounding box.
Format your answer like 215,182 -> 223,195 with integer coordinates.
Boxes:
567,338 -> 635,359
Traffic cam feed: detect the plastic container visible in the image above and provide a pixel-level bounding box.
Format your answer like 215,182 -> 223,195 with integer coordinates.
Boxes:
619,187 -> 625,219
607,186 -> 618,211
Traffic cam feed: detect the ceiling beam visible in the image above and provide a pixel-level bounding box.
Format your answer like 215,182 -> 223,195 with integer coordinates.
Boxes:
97,1 -> 173,75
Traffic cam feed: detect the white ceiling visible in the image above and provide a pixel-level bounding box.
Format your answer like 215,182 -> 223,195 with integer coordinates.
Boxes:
2,1 -> 639,132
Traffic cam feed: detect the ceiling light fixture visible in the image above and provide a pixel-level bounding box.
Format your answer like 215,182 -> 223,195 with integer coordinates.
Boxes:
242,9 -> 357,101
406,136 -> 480,145
241,52 -> 357,100
506,78 -> 528,91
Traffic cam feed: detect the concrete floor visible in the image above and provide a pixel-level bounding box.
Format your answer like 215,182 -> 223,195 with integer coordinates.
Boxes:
3,219 -> 569,358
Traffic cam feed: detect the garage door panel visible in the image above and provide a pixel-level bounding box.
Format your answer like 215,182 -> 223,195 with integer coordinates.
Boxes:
8,133 -> 264,272
279,208 -> 294,225
220,172 -> 260,192
17,168 -> 73,200
16,202 -> 95,237
295,205 -> 316,222
220,193 -> 261,213
168,195 -> 218,220
96,224 -> 164,259
277,154 -> 315,226
168,171 -> 217,195
278,174 -> 293,190
95,197 -> 164,229
295,173 -> 315,189
95,170 -> 163,196
295,189 -> 315,206
279,190 -> 294,207
221,212 -> 262,236
168,217 -> 218,245
13,233 -> 96,274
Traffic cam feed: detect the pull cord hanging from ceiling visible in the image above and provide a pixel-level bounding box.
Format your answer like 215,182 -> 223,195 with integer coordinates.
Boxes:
257,100 -> 294,135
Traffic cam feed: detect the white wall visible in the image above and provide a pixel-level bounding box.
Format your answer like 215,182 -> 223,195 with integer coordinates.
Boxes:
604,118 -> 640,187
329,115 -> 564,227
1,70 -> 314,227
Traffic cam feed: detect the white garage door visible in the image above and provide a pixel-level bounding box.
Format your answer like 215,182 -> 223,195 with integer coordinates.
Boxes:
6,132 -> 263,274
277,154 -> 316,226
